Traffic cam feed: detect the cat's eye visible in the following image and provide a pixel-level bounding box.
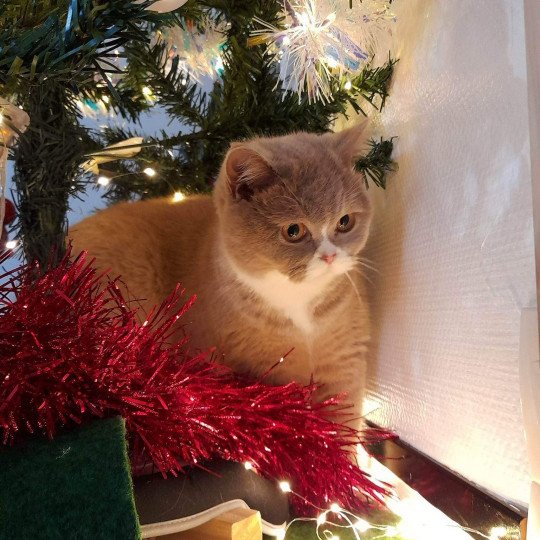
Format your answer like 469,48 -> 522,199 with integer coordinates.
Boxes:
336,214 -> 355,233
282,223 -> 307,242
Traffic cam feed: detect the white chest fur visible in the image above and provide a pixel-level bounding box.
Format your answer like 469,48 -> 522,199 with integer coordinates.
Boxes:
225,257 -> 338,334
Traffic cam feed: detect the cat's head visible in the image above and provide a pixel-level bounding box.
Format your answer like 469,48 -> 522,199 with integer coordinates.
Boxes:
213,123 -> 373,285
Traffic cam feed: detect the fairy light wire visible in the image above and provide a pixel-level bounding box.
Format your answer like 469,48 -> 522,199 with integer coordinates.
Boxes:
272,475 -> 512,540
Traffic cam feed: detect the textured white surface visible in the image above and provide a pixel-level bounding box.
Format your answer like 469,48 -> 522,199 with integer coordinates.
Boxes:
364,0 -> 534,506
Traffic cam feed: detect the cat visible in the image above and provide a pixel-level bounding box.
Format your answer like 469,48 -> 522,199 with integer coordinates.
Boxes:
69,122 -> 373,423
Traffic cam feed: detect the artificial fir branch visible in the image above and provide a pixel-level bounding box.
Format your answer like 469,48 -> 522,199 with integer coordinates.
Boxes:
120,40 -> 208,125
355,138 -> 397,189
0,1 -> 166,94
12,84 -> 94,268
343,58 -> 397,115
0,0 -> 170,267
101,3 -> 397,202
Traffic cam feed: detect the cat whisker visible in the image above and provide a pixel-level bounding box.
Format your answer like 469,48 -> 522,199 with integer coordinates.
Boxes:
354,257 -> 380,275
348,267 -> 374,285
345,272 -> 364,308
357,255 -> 377,265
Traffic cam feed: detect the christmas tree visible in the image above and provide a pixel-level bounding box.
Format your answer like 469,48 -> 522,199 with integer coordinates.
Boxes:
0,0 -> 396,268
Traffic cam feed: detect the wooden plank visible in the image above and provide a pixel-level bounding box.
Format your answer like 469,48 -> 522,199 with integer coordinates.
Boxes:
521,518 -> 527,540
148,508 -> 263,540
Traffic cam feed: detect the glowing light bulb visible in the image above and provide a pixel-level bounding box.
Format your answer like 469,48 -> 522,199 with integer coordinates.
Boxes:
330,503 -> 341,513
97,176 -> 110,186
298,12 -> 309,26
5,240 -> 17,250
142,86 -> 153,97
344,80 -> 352,91
143,167 -> 156,177
215,57 -> 225,74
279,481 -> 291,493
172,191 -> 185,203
326,57 -> 338,69
244,462 -> 253,470
354,518 -> 370,533
386,497 -> 404,516
489,526 -> 508,540
316,512 -> 327,526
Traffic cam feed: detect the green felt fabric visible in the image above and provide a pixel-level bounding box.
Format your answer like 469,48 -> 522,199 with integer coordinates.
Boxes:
0,417 -> 140,540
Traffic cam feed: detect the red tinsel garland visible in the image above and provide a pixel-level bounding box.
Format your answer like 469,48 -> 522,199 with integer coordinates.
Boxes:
0,250 -> 392,516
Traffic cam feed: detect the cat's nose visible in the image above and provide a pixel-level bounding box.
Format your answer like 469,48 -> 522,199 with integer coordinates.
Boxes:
320,253 -> 336,264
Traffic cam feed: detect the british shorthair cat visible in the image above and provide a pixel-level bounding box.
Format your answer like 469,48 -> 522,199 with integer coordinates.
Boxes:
69,122 -> 373,422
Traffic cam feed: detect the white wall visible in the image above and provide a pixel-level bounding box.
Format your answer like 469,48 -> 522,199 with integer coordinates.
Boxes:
364,0 -> 534,506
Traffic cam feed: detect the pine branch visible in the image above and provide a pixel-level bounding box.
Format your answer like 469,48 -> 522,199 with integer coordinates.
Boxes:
355,138 -> 397,189
0,0 -> 167,98
122,40 -> 208,126
97,127 -> 212,203
96,3 -> 398,203
12,83 -> 95,267
0,0 -> 172,268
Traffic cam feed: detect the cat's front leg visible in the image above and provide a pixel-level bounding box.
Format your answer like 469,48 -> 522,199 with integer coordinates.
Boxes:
312,322 -> 370,432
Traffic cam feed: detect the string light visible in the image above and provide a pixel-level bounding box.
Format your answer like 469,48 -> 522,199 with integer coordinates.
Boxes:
5,240 -> 17,250
172,191 -> 185,203
353,518 -> 370,532
277,479 -> 504,540
214,56 -> 225,74
143,167 -> 157,177
279,480 -> 292,493
142,86 -> 153,97
97,176 -> 110,186
489,526 -> 508,540
326,56 -> 339,69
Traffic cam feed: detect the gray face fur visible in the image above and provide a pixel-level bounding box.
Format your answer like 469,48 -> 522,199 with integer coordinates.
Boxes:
213,126 -> 373,284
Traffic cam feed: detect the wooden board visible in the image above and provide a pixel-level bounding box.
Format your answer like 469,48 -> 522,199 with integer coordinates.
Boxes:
147,508 -> 263,540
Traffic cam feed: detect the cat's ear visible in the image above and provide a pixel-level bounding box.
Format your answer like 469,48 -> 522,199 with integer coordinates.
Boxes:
225,145 -> 277,201
329,120 -> 370,164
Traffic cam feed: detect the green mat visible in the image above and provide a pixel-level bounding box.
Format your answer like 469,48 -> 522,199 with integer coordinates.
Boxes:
0,417 -> 139,540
